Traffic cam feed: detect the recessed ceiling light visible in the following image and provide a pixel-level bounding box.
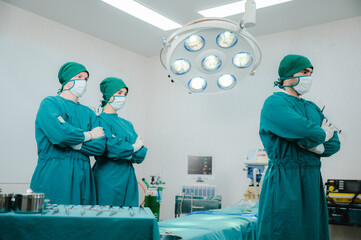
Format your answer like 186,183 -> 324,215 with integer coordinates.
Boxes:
198,0 -> 292,18
102,0 -> 181,31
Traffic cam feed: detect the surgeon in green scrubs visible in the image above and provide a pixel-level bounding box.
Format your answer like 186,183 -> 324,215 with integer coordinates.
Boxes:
30,62 -> 106,205
257,55 -> 341,240
93,77 -> 147,206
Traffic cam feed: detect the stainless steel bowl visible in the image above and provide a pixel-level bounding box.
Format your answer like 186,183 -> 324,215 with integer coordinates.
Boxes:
0,193 -> 14,213
13,193 -> 45,214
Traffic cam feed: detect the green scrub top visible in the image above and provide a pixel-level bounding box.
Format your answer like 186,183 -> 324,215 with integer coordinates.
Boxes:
93,113 -> 147,207
30,96 -> 105,205
257,92 -> 340,240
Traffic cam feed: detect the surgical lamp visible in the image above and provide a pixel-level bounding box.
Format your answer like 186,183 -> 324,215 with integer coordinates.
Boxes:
160,0 -> 262,94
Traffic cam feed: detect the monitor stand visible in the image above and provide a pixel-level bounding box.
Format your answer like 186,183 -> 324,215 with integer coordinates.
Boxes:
196,176 -> 205,183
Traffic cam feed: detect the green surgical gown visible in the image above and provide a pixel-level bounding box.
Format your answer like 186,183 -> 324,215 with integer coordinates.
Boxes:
93,113 -> 147,206
257,92 -> 340,240
30,96 -> 105,205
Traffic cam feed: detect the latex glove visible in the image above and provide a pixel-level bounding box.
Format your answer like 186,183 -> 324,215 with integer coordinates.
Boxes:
71,143 -> 83,150
321,119 -> 335,142
132,137 -> 144,152
307,144 -> 325,155
135,136 -> 144,146
88,127 -> 105,140
57,116 -> 65,123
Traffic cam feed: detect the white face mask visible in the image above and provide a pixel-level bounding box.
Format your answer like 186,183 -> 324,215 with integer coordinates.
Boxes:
67,79 -> 87,98
293,75 -> 312,95
110,96 -> 126,110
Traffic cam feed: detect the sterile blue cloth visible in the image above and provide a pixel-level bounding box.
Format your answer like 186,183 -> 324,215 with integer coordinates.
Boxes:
0,205 -> 160,240
158,205 -> 258,240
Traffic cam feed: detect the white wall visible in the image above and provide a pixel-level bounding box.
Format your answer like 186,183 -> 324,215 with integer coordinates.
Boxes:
140,16 -> 361,222
0,1 -> 149,191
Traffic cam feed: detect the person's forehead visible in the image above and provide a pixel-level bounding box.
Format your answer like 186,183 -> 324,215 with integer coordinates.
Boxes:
78,71 -> 89,77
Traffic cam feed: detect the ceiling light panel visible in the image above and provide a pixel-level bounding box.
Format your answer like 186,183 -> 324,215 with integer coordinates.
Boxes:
198,0 -> 292,18
102,0 -> 181,31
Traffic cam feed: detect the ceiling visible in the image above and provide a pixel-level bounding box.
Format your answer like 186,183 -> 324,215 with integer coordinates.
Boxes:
2,0 -> 361,57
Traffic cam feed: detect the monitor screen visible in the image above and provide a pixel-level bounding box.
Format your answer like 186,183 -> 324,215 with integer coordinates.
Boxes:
187,155 -> 212,175
345,181 -> 361,193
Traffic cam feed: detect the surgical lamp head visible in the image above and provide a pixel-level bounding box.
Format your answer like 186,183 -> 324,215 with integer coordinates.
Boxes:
160,18 -> 262,94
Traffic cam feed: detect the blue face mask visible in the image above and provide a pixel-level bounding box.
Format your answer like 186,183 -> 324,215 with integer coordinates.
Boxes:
109,96 -> 126,110
280,75 -> 313,95
62,79 -> 87,98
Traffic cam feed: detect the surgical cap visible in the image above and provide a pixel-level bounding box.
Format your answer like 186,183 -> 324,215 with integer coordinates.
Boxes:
58,62 -> 89,84
100,77 -> 128,107
278,54 -> 313,78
